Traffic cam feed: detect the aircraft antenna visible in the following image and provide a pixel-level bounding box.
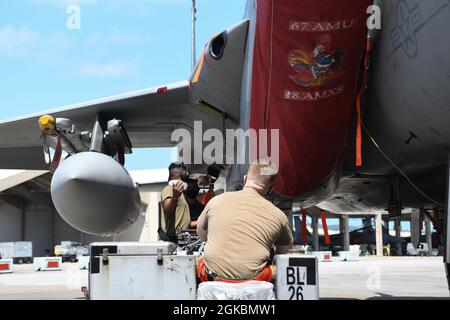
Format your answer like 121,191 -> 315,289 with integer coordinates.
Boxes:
191,0 -> 197,71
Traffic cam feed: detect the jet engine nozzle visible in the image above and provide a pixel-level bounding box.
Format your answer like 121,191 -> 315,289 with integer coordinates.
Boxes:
51,152 -> 141,236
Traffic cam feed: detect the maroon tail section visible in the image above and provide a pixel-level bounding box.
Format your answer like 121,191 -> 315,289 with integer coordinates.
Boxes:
249,0 -> 372,198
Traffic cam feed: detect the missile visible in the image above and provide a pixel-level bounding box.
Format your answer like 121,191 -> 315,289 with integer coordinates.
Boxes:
51,152 -> 141,236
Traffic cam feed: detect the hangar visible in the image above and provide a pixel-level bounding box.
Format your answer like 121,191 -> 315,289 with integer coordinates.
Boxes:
0,169 -> 167,257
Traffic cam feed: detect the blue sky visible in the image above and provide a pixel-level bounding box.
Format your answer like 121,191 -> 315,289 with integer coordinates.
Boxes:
0,0 -> 246,170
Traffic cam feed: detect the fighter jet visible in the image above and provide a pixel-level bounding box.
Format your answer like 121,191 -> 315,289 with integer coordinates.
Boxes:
1,0 -> 449,286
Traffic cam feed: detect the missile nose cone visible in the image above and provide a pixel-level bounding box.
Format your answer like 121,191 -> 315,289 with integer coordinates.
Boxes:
51,152 -> 141,236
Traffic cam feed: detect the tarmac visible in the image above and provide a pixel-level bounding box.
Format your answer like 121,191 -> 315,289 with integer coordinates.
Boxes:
319,256 -> 450,300
0,263 -> 88,300
0,256 -> 449,300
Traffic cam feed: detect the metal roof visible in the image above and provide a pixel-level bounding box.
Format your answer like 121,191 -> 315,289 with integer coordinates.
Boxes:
0,168 -> 168,191
129,169 -> 168,185
0,170 -> 48,193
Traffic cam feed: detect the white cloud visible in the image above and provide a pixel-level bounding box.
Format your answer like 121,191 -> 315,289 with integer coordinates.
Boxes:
0,26 -> 69,56
77,62 -> 139,77
0,26 -> 40,55
0,24 -> 147,75
31,0 -> 99,7
30,0 -> 205,18
86,30 -> 151,46
31,0 -> 194,8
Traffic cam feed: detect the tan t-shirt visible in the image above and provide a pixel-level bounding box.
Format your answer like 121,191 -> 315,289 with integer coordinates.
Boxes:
197,188 -> 293,280
160,185 -> 191,237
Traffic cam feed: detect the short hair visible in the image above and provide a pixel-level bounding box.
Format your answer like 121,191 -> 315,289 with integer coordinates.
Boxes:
246,158 -> 279,190
168,162 -> 184,180
168,162 -> 183,171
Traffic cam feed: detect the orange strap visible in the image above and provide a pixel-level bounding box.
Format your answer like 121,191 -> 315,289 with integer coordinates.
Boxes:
355,37 -> 373,167
356,93 -> 363,167
321,212 -> 331,245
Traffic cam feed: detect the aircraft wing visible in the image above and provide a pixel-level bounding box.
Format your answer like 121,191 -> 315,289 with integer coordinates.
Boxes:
0,81 -> 195,170
0,20 -> 249,170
